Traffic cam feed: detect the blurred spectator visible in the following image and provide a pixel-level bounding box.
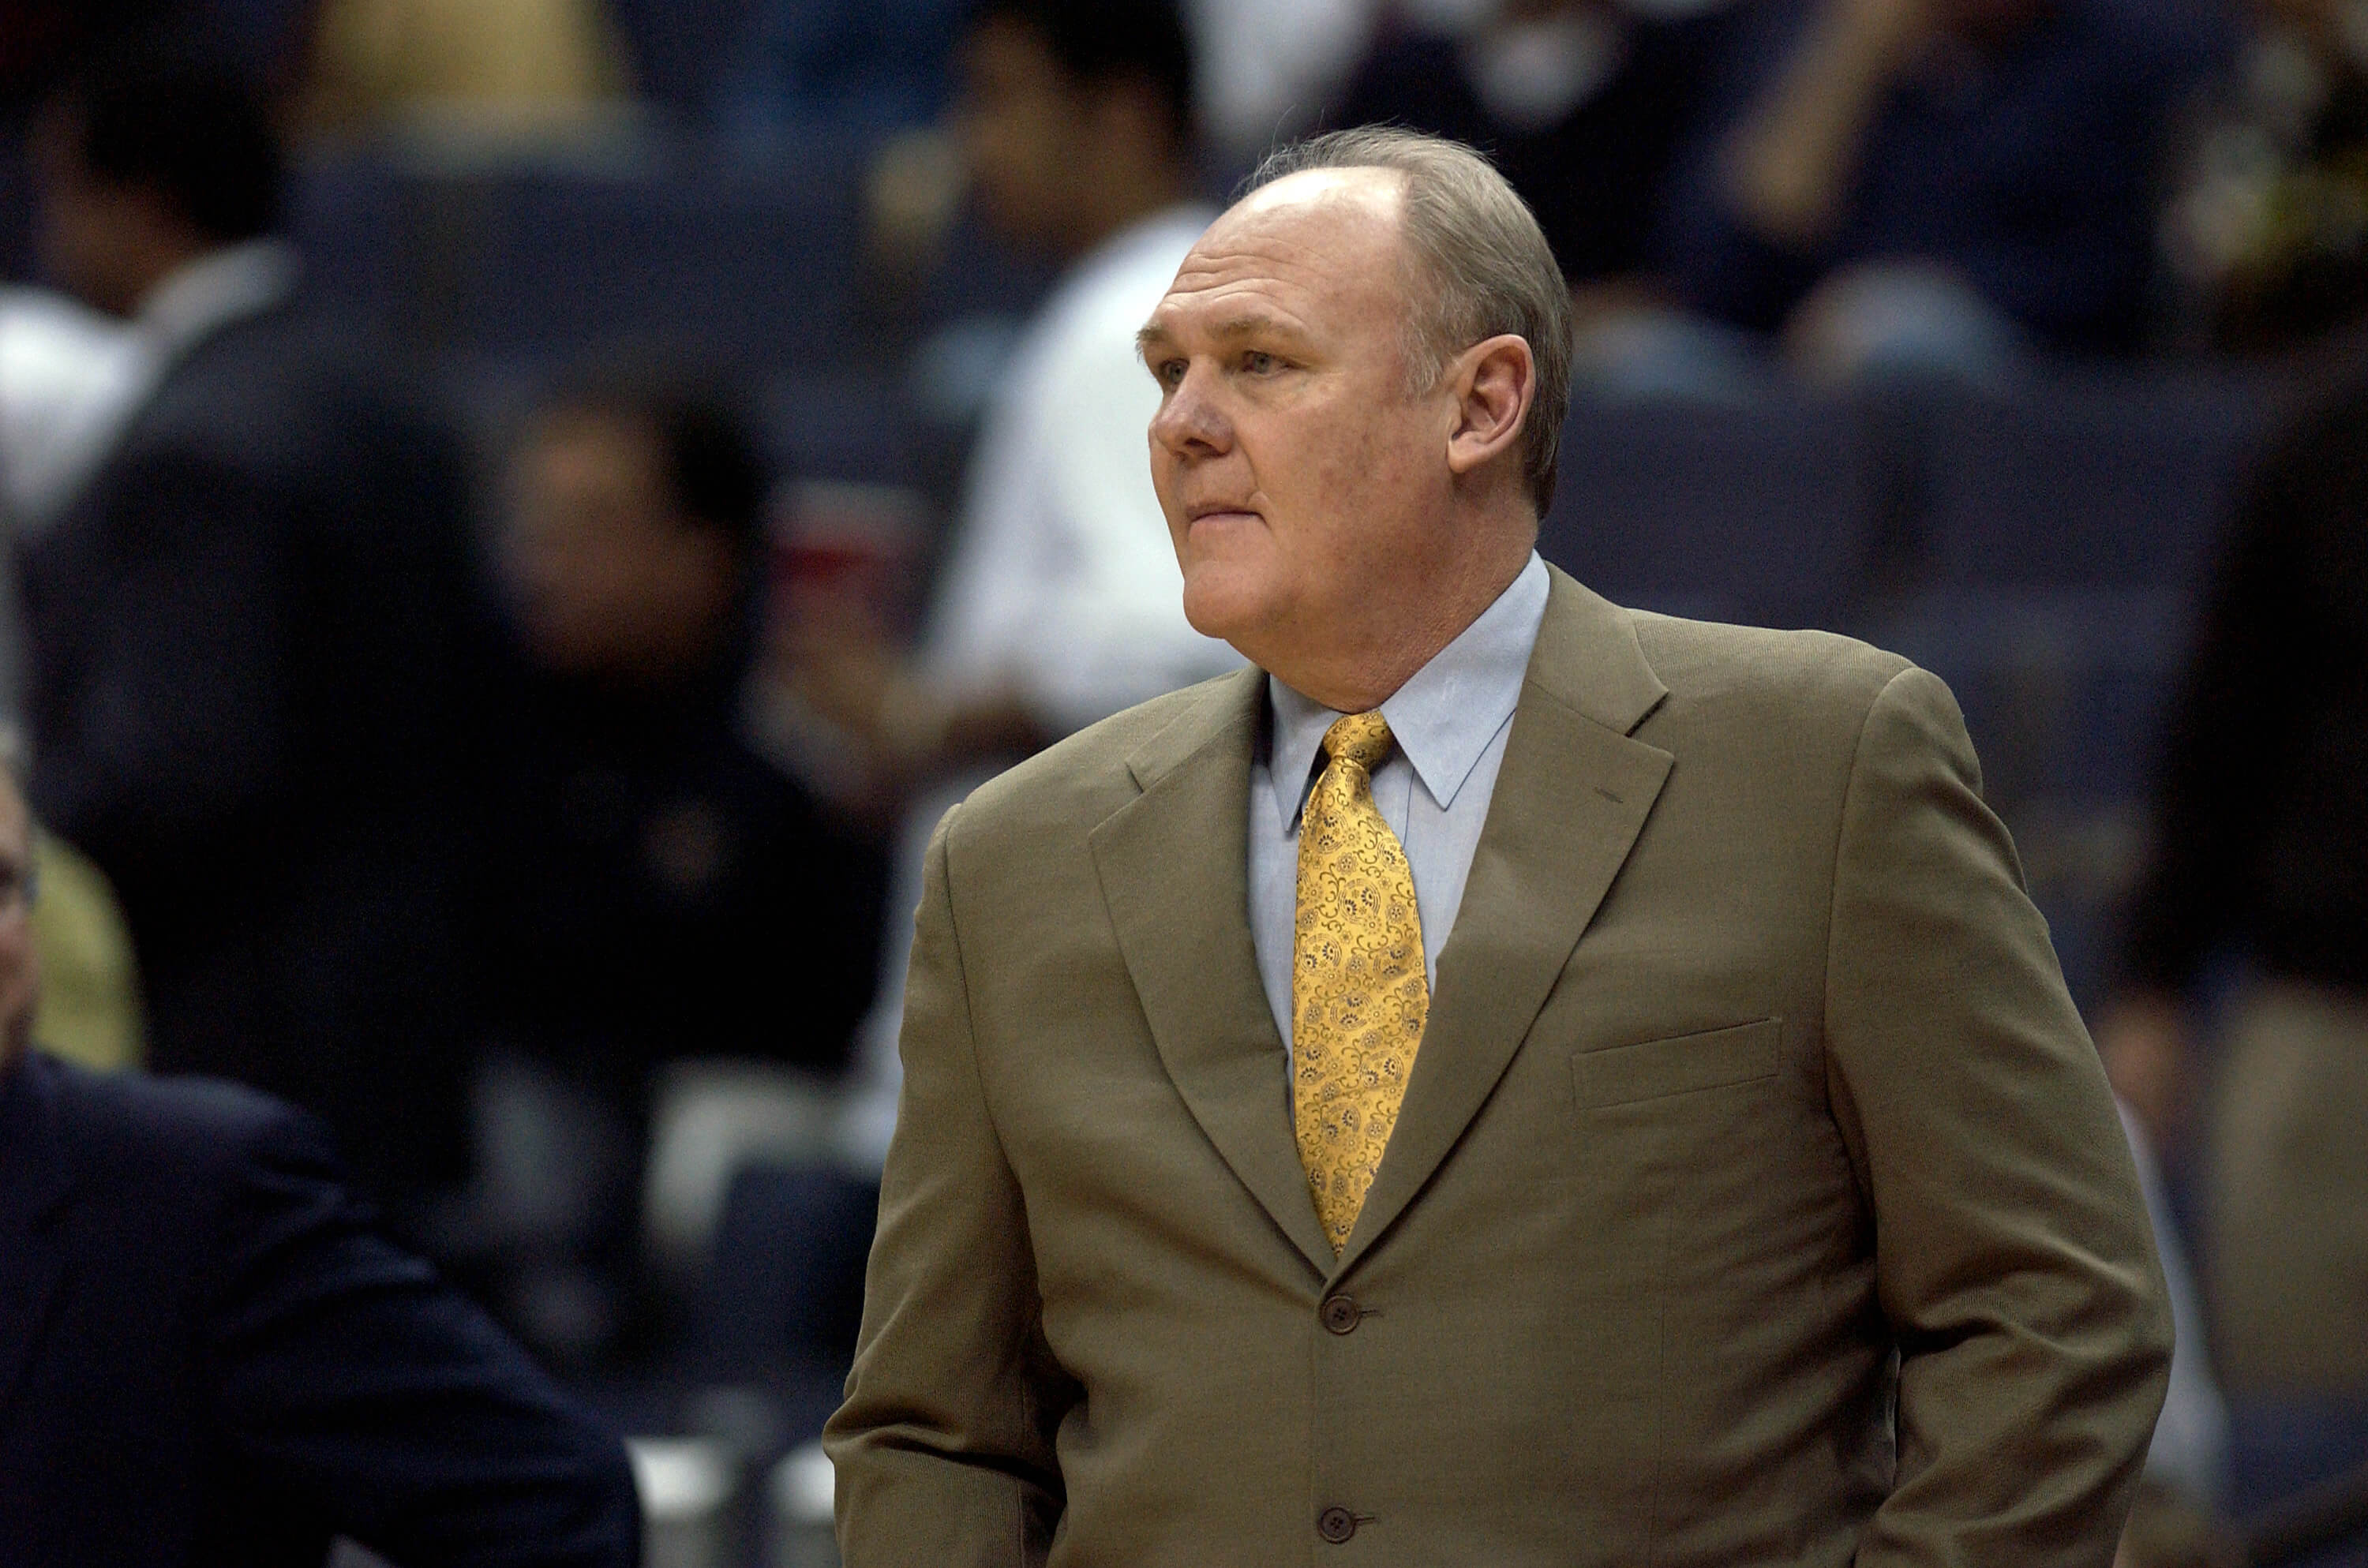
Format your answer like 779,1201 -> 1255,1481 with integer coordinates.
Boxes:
2166,0 -> 2368,353
1654,0 -> 2231,383
300,0 -> 631,137
783,0 -> 1237,1165
1328,0 -> 1733,300
480,367 -> 886,1365
15,58 -> 489,1231
792,0 -> 1231,798
1186,0 -> 1377,167
0,763 -> 643,1568
2100,366 -> 2368,1475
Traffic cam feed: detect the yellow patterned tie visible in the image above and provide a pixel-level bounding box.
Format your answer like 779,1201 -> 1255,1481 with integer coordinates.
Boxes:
1292,711 -> 1428,1255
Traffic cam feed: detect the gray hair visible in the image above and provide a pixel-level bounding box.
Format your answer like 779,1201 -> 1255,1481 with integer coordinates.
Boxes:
1246,127 -> 1572,516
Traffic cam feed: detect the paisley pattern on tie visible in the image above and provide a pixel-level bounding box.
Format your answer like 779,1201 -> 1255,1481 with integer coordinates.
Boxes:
1292,711 -> 1429,1255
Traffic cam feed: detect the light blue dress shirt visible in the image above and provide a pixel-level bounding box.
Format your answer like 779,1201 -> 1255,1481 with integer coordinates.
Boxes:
1249,552 -> 1552,1053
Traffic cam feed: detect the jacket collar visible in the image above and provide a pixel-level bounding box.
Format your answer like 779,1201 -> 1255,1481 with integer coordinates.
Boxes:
1092,568 -> 1673,1278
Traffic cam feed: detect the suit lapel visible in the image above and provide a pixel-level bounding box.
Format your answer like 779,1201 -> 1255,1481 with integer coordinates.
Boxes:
1340,569 -> 1673,1271
0,1054 -> 76,1418
1090,669 -> 1337,1275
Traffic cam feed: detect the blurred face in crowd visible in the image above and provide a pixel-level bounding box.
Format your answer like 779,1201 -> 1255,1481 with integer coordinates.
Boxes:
955,16 -> 1098,252
1141,169 -> 1491,693
501,410 -> 740,683
30,114 -> 170,318
0,779 -> 40,1072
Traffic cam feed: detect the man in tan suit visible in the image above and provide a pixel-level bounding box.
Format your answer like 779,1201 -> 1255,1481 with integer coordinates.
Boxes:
827,128 -> 2171,1564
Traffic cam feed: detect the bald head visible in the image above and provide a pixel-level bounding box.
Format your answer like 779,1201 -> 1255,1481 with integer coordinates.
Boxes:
1227,163 -> 1407,225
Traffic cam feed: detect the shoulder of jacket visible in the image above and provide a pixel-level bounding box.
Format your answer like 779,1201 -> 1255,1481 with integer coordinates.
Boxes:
1627,611 -> 1920,723
948,676 -> 1239,844
50,1058 -> 320,1196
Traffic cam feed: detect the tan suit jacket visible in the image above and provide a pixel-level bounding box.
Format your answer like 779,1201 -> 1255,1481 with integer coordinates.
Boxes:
827,567 -> 2171,1566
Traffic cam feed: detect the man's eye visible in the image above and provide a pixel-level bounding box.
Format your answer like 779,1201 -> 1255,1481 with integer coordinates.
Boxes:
1242,351 -> 1279,374
1156,359 -> 1186,387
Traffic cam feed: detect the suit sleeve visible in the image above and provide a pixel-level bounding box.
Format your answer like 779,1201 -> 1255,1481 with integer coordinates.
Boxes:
1821,666 -> 2171,1563
826,806 -> 1068,1566
199,1103 -> 643,1568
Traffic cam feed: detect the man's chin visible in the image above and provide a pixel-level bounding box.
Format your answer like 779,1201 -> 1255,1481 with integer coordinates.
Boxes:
1178,571 -> 1268,651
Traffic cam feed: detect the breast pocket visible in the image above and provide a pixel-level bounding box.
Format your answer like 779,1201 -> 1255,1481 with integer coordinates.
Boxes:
1571,1018 -> 1782,1109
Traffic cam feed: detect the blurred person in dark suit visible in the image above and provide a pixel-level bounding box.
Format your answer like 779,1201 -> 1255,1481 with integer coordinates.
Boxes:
2100,369 -> 2368,1465
0,759 -> 643,1568
16,59 -> 490,1232
1652,0 -> 2230,382
481,368 -> 886,1364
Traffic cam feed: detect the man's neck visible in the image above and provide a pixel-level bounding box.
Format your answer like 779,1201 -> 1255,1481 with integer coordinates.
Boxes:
1272,540 -> 1536,714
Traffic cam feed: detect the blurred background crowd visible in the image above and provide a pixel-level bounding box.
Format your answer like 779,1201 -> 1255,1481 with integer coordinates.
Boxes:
2,0 -> 2366,1562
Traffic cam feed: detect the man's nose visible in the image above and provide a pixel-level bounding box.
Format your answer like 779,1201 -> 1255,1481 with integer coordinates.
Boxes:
1150,365 -> 1231,457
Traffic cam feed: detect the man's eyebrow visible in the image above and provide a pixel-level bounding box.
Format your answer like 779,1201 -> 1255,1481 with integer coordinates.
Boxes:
1134,314 -> 1310,361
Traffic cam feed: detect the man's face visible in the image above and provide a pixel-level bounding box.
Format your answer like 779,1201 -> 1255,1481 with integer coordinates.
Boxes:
955,17 -> 1089,251
0,783 -> 41,1069
1139,170 -> 1459,675
500,411 -> 735,679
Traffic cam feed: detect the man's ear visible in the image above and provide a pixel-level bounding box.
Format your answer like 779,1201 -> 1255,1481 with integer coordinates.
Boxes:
1444,334 -> 1534,478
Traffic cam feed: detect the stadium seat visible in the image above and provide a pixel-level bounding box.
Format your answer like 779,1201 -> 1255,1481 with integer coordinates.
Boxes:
433,144 -> 871,369
1539,389 -> 1882,631
1915,371 -> 2276,593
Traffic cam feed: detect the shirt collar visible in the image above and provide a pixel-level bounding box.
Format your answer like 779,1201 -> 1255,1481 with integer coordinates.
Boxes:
135,238 -> 299,362
1265,551 -> 1551,830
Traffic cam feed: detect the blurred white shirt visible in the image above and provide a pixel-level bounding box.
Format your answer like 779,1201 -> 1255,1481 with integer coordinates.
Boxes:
921,201 -> 1238,734
0,288 -> 144,532
0,243 -> 298,535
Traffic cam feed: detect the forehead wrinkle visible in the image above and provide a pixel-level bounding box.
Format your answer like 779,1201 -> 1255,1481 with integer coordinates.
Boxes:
1146,267 -> 1322,344
1178,199 -> 1409,310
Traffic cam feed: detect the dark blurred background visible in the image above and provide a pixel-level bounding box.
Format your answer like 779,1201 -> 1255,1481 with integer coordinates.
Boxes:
4,0 -> 2366,1562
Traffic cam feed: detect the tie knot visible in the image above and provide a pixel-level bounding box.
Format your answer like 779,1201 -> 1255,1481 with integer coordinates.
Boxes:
1322,711 -> 1394,773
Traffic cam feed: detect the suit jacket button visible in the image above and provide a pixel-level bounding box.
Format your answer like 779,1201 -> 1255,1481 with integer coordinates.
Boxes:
1320,1294 -> 1362,1334
1317,1506 -> 1357,1543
